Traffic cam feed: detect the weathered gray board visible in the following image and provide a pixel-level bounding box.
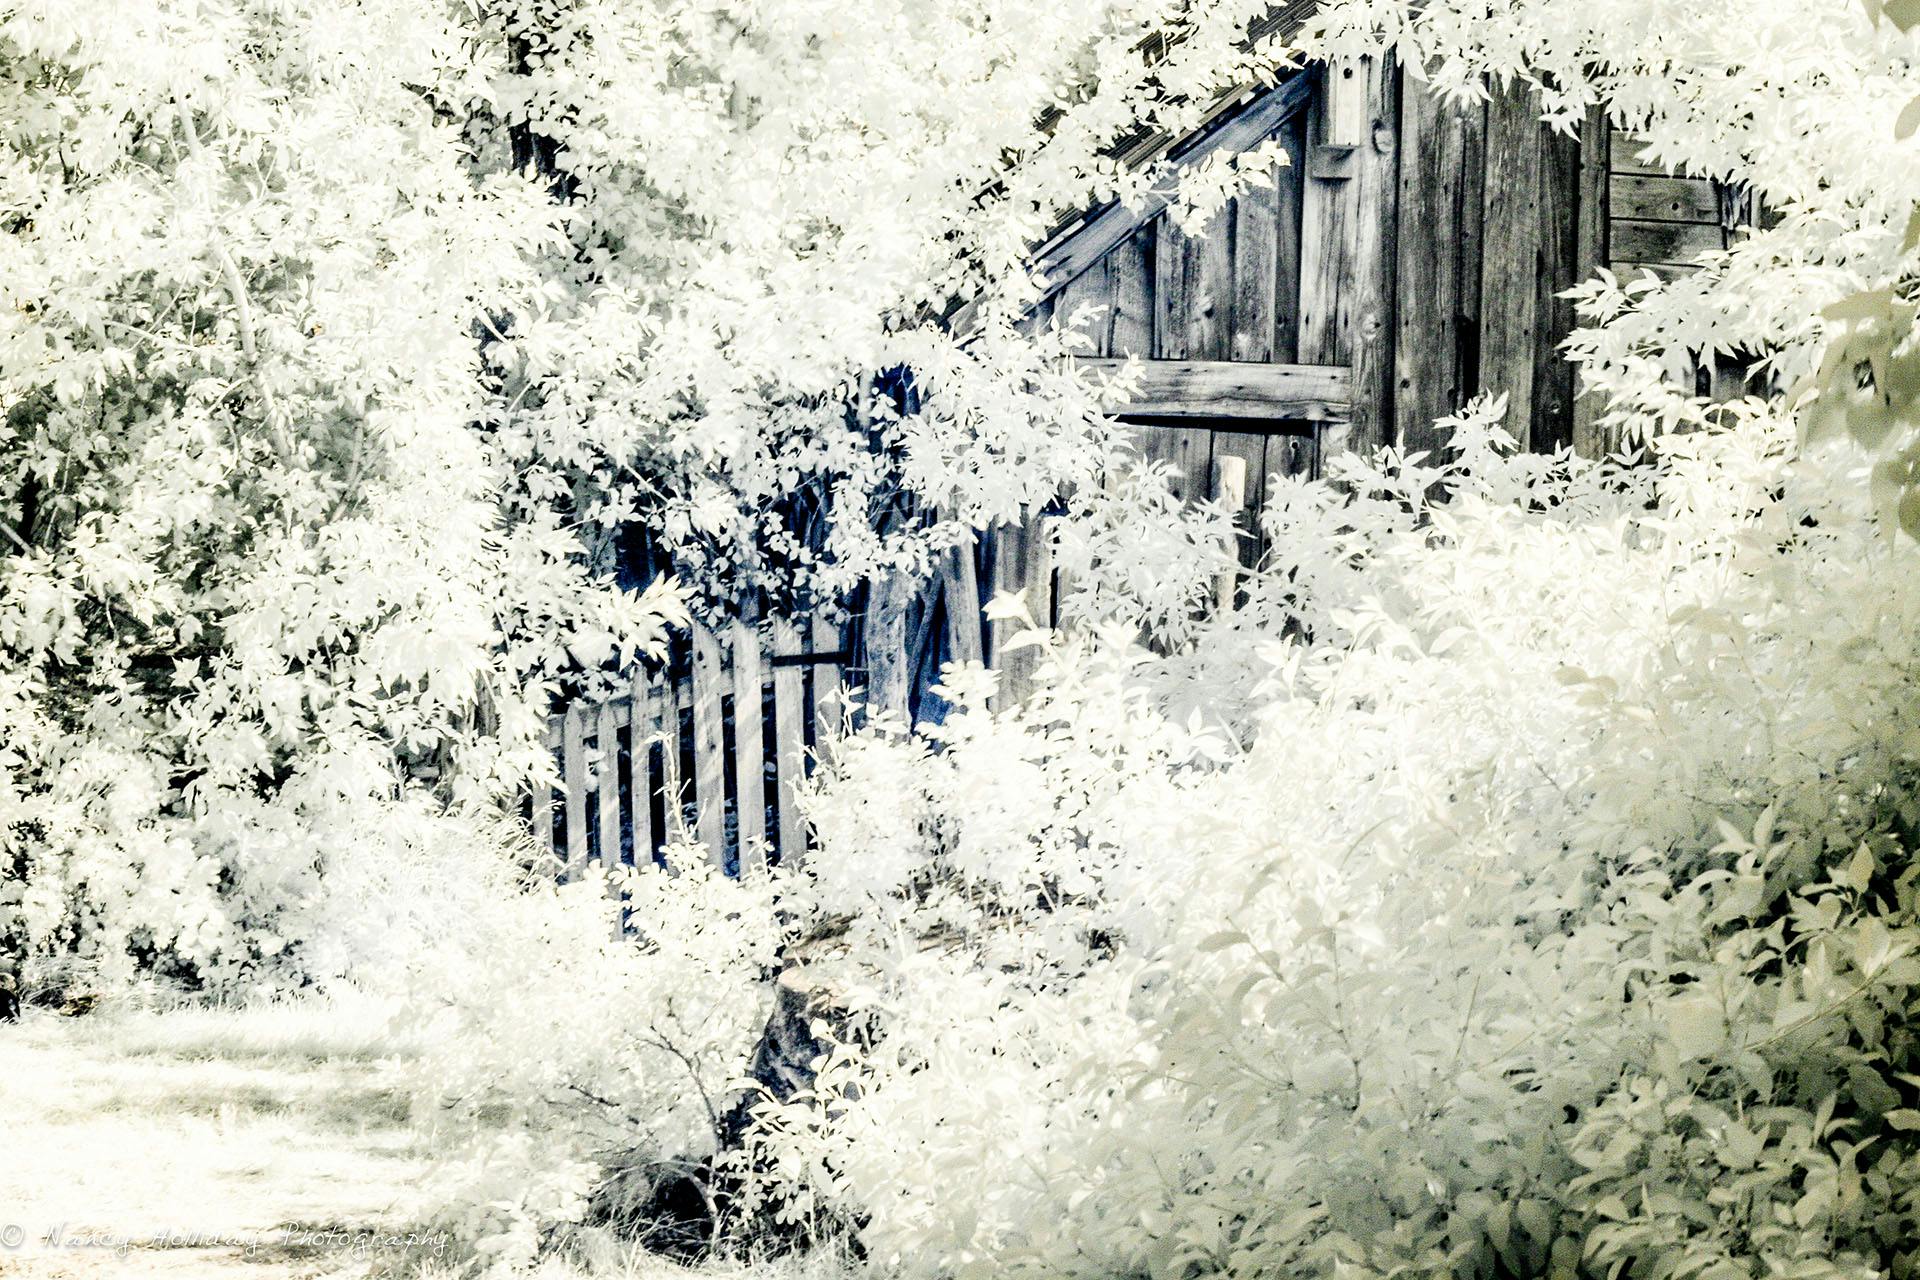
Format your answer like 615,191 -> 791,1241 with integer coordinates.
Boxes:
1032,82 -> 1322,566
1393,77 -> 1592,458
1581,131 -> 1755,450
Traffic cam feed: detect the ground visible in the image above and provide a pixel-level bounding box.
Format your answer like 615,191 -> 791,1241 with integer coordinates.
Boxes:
0,1001 -> 441,1278
0,1001 -> 841,1280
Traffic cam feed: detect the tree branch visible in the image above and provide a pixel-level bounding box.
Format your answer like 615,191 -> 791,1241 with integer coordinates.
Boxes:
174,101 -> 288,459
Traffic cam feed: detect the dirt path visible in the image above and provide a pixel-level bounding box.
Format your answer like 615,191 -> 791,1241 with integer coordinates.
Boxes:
0,1007 -> 443,1279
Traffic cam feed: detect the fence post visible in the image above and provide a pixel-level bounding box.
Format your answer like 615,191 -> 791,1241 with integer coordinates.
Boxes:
691,622 -> 728,865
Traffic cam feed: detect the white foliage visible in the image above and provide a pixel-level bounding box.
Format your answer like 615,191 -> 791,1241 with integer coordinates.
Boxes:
759,412 -> 1920,1279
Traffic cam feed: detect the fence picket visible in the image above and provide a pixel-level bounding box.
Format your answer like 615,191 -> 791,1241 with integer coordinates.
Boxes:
561,704 -> 589,881
661,678 -> 689,847
731,620 -> 768,873
691,623 -> 728,864
771,618 -> 807,867
537,723 -> 559,868
596,702 -> 621,871
629,670 -> 661,869
540,515 -> 1085,879
811,613 -> 843,750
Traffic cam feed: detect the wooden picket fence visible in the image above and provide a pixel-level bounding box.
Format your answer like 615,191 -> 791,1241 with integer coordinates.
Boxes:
537,616 -> 845,881
537,456 -> 1255,883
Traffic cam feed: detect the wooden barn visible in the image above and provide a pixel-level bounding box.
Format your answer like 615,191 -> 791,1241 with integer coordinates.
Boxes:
1015,54 -> 1746,568
536,48 -> 1749,886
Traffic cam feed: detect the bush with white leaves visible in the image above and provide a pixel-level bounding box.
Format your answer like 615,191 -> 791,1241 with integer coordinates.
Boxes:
758,404 -> 1920,1280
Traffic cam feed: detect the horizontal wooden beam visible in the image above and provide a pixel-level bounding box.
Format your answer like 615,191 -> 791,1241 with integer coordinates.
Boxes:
1611,260 -> 1699,284
1607,135 -> 1678,177
1609,173 -> 1720,224
1081,358 -> 1351,423
1610,218 -> 1724,266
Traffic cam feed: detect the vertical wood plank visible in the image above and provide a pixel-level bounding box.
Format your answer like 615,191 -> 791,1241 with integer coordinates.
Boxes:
1275,429 -> 1317,482
1572,110 -> 1613,458
1709,180 -> 1759,410
861,568 -> 913,725
1351,54 -> 1400,459
995,516 -> 1053,708
1055,259 -> 1113,356
1532,112 -> 1584,454
1478,79 -> 1546,449
986,519 -> 1029,672
537,723 -> 559,868
1186,207 -> 1235,361
1714,180 -> 1755,249
1298,63 -> 1347,366
1107,223 -> 1156,359
1275,112 -> 1308,363
1209,430 -> 1269,569
1231,165 -> 1278,364
596,702 -> 620,872
1324,56 -> 1368,146
1211,454 -> 1248,612
1300,57 -> 1397,459
596,701 -> 623,936
1153,215 -> 1191,360
666,676 -> 694,844
1127,423 -> 1212,501
730,620 -> 768,872
770,619 -> 807,868
940,535 -> 985,666
629,668 -> 662,870
690,622 -> 727,865
1394,77 -> 1487,457
810,612 -> 844,754
561,704 -> 588,881
1051,545 -> 1078,631
1029,513 -> 1058,645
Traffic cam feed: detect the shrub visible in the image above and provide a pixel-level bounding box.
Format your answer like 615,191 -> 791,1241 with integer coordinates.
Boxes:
748,404 -> 1920,1280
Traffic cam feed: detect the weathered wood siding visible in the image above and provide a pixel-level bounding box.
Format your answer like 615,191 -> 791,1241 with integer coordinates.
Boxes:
1044,64 -> 1620,487
1393,78 -> 1596,457
1032,78 -> 1320,556
1029,60 -> 1406,558
1607,137 -> 1734,279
